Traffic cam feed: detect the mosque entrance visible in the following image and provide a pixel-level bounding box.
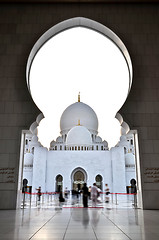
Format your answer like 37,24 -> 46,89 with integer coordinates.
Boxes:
73,171 -> 85,191
71,168 -> 87,192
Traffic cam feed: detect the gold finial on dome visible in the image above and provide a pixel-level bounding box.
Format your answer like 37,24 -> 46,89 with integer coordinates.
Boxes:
78,119 -> 81,126
78,92 -> 80,102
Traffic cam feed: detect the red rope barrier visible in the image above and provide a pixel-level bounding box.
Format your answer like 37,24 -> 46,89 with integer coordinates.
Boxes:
23,192 -> 137,195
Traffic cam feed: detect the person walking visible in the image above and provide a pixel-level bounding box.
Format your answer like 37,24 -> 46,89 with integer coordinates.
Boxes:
88,186 -> 91,199
64,187 -> 68,199
105,183 -> 110,203
91,183 -> 98,207
59,191 -> 65,203
36,186 -> 42,202
82,183 -> 89,208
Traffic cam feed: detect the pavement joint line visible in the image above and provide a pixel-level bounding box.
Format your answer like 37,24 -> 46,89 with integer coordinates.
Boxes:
102,211 -> 132,240
28,212 -> 57,239
62,210 -> 73,240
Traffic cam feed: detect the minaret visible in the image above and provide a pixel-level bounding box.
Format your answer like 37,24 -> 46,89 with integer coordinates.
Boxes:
78,92 -> 80,102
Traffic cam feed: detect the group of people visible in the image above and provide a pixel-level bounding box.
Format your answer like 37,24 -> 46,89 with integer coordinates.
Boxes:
82,183 -> 110,207
59,183 -> 110,207
36,183 -> 110,207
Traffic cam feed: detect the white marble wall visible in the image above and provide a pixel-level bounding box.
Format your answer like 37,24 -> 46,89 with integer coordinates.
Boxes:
23,168 -> 33,186
125,169 -> 136,187
46,150 -> 112,192
32,147 -> 47,193
111,147 -> 126,193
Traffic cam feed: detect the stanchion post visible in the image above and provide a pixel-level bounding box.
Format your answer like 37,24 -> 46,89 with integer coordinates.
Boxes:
36,194 -> 37,206
23,192 -> 25,209
134,193 -> 137,208
115,193 -> 118,205
30,193 -> 31,207
111,193 -> 113,204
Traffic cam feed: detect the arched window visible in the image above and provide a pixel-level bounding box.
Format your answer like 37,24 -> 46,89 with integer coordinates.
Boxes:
95,174 -> 103,190
32,147 -> 34,154
72,170 -> 85,191
56,174 -> 63,192
92,134 -> 94,141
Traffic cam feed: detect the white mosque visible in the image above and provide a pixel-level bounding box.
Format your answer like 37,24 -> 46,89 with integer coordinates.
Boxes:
23,94 -> 136,194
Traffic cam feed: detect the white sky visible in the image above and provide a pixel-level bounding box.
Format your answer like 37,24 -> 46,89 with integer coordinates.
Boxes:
29,27 -> 130,148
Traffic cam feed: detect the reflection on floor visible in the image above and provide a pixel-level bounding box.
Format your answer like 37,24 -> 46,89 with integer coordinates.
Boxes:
1,206 -> 159,240
0,194 -> 159,240
22,193 -> 137,209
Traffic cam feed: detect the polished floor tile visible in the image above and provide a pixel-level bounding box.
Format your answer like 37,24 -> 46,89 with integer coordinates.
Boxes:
0,202 -> 159,240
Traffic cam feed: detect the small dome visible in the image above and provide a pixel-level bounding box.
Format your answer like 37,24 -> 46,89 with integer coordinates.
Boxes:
32,135 -> 38,142
30,135 -> 41,147
96,136 -> 102,143
103,140 -> 108,147
125,153 -> 135,165
116,135 -> 129,149
56,136 -> 63,143
50,140 -> 56,147
66,126 -> 92,146
24,153 -> 33,165
60,102 -> 98,133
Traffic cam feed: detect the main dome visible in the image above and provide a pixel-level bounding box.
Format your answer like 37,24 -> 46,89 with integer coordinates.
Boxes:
60,101 -> 98,133
66,125 -> 92,146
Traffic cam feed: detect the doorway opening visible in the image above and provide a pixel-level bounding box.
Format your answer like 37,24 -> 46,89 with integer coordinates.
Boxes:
55,175 -> 63,192
71,167 -> 87,192
17,17 -> 142,209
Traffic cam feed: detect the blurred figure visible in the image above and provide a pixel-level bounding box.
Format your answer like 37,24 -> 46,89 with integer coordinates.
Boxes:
82,183 -> 89,208
59,191 -> 65,203
97,187 -> 102,203
36,186 -> 42,202
88,186 -> 91,199
105,183 -> 110,203
91,183 -> 98,207
64,187 -> 68,199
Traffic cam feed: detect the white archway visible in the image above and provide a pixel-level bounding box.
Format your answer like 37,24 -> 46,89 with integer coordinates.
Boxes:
26,17 -> 133,148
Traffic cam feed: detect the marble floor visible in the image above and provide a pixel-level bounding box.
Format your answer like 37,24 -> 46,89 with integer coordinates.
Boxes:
0,196 -> 159,240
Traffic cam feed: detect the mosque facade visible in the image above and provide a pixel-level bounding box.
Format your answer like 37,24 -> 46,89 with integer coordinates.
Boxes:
23,96 -> 136,194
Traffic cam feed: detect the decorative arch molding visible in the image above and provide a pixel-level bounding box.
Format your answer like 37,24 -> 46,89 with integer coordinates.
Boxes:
71,167 -> 87,183
115,112 -> 130,135
95,174 -> 103,181
29,113 -> 44,135
26,17 -> 132,97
